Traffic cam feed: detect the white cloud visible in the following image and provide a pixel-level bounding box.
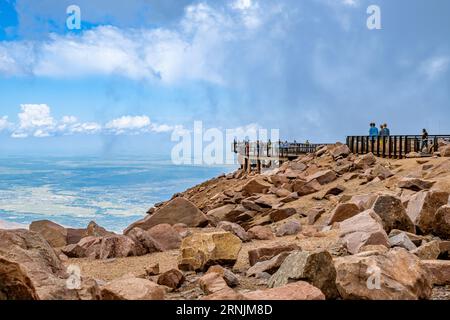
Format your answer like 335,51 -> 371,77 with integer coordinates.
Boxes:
5,105 -> 177,138
105,116 -> 150,132
341,0 -> 358,7
420,56 -> 450,80
0,116 -> 13,132
0,2 -> 278,85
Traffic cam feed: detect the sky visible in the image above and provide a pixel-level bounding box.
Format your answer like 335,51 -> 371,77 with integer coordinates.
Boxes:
0,0 -> 449,156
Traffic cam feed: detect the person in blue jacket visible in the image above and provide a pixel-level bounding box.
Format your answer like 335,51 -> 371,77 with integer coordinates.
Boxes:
369,123 -> 378,140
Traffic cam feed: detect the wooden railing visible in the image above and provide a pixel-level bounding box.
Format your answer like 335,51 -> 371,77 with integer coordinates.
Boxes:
233,140 -> 327,158
346,135 -> 450,158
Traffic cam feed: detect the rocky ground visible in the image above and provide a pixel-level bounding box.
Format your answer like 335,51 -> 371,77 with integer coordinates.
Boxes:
1,141 -> 450,300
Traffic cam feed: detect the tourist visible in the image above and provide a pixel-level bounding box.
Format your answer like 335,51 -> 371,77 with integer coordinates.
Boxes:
421,129 -> 429,152
369,123 -> 378,139
383,123 -> 390,136
379,124 -> 385,137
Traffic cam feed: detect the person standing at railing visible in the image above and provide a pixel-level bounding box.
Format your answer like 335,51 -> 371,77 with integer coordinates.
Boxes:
421,129 -> 429,153
383,123 -> 390,136
369,123 -> 378,139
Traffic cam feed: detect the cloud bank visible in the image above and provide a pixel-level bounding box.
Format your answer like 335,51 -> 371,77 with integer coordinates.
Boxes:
1,104 -> 176,138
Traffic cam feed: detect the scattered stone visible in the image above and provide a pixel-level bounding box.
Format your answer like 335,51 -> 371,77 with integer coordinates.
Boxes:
435,205 -> 450,239
398,178 -> 436,191
371,194 -> 415,233
199,272 -> 229,295
291,180 -> 320,196
242,178 -> 272,196
217,221 -> 250,242
354,153 -> 377,169
268,250 -> 339,299
178,232 -> 242,271
280,192 -> 299,203
421,260 -> 450,285
244,281 -> 325,300
29,220 -> 67,248
206,265 -> 239,287
338,209 -> 390,254
207,205 -> 236,224
328,203 -> 361,224
324,185 -> 346,197
101,277 -> 165,300
358,244 -> 389,254
61,243 -> 86,258
349,194 -> 377,211
334,248 -> 432,300
126,227 -> 162,256
275,220 -> 302,237
269,207 -> 296,222
66,228 -> 86,245
331,144 -> 351,159
157,269 -> 185,290
406,191 -> 449,234
247,226 -> 274,240
248,244 -> 300,266
306,170 -> 337,185
307,207 -> 326,225
85,221 -> 114,238
145,263 -> 160,276
246,252 -> 291,277
388,229 -> 425,246
201,288 -> 246,300
124,197 -> 208,233
99,235 -> 136,259
388,232 -> 417,251
411,240 -> 441,260
147,224 -> 182,251
371,164 -> 394,180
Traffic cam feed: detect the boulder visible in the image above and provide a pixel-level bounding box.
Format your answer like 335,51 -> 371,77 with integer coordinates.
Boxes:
349,194 -> 377,211
244,281 -> 325,300
439,145 -> 450,157
77,236 -> 102,259
201,288 -> 246,300
354,153 -> 377,169
124,197 -> 208,233
126,227 -> 163,256
269,207 -> 297,222
247,226 -> 274,240
307,207 -> 325,225
388,229 -> 425,246
61,243 -> 86,258
406,191 -> 449,234
147,224 -> 182,251
0,229 -> 89,300
331,144 -> 351,159
199,272 -> 229,295
66,228 -> 86,245
398,178 -> 436,191
338,209 -> 390,254
85,221 -> 114,237
217,221 -> 250,242
421,260 -> 450,285
306,170 -> 337,185
334,248 -> 432,300
206,265 -> 239,287
388,233 -> 417,251
98,235 -> 136,259
101,277 -> 165,300
268,250 -> 339,299
371,164 -> 394,180
242,178 -> 272,196
291,179 -> 321,196
328,203 -> 361,224
246,252 -> 291,277
371,194 -> 415,233
275,220 -> 302,237
411,240 -> 441,260
207,205 -> 236,224
29,220 -> 67,248
435,205 -> 450,239
248,244 -> 300,266
157,269 -> 185,289
178,232 -> 242,271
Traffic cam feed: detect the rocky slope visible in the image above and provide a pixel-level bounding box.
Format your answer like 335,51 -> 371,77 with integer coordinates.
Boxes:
1,142 -> 450,300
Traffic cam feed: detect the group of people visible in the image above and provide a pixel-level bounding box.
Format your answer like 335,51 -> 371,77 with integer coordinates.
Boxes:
368,123 -> 431,153
369,123 -> 390,138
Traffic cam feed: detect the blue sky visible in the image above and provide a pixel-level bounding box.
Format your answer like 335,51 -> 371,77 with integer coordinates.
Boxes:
0,0 -> 449,155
